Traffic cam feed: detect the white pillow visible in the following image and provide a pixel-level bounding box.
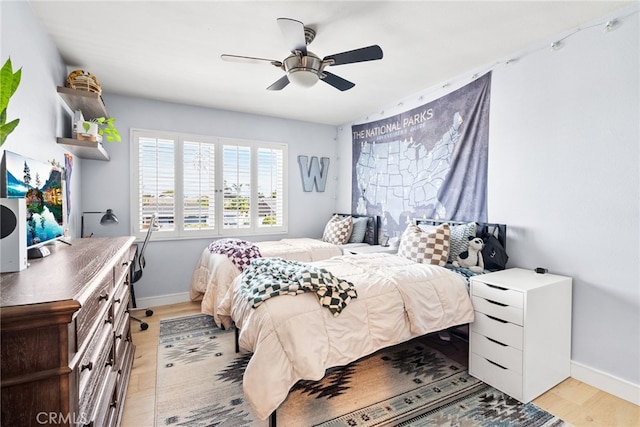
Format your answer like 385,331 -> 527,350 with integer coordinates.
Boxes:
322,215 -> 353,245
398,223 -> 450,266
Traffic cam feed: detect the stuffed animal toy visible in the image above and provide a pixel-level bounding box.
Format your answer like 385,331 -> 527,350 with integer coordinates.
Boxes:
452,236 -> 484,273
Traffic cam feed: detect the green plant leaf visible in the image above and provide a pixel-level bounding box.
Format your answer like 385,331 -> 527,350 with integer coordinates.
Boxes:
93,116 -> 121,142
0,118 -> 20,146
0,58 -> 21,112
0,108 -> 6,126
82,121 -> 90,132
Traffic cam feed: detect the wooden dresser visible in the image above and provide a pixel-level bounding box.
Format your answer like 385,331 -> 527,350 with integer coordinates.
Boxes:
1,236 -> 136,426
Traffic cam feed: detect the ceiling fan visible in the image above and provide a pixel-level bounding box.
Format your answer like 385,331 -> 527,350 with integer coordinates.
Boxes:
221,17 -> 383,91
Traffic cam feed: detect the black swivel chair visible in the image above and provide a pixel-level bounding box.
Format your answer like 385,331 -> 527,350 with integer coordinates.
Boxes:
129,214 -> 157,330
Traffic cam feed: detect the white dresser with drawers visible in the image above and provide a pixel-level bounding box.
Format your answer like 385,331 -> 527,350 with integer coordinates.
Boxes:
469,268 -> 572,402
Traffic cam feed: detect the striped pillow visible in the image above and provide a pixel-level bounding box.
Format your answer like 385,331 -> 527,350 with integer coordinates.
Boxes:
449,222 -> 477,262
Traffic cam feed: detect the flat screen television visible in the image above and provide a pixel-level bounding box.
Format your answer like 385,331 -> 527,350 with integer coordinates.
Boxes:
1,150 -> 65,248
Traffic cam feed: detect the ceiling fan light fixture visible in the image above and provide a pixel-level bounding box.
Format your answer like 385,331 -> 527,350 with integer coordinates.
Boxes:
288,69 -> 320,87
283,54 -> 321,87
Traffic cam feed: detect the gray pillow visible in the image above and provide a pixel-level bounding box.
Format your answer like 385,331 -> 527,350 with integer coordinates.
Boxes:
348,217 -> 369,243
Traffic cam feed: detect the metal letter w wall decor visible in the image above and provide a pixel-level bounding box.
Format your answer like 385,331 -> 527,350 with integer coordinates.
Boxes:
298,155 -> 330,192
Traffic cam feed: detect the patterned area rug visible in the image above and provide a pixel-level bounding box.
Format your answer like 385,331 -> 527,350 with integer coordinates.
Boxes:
155,313 -> 569,427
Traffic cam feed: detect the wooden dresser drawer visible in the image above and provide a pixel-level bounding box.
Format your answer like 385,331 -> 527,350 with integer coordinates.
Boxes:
470,352 -> 522,400
470,331 -> 522,373
113,284 -> 130,330
472,281 -> 523,308
114,312 -> 131,365
78,309 -> 115,418
471,312 -> 523,350
114,250 -> 132,286
471,295 -> 523,325
76,274 -> 113,348
87,368 -> 118,427
114,339 -> 135,425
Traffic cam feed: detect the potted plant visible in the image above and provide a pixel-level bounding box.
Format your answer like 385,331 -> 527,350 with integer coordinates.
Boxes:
75,115 -> 121,142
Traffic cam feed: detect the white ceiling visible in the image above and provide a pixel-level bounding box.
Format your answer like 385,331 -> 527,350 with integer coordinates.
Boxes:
29,1 -> 633,126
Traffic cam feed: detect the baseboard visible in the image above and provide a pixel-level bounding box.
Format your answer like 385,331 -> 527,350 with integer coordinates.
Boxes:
134,292 -> 191,309
571,360 -> 640,405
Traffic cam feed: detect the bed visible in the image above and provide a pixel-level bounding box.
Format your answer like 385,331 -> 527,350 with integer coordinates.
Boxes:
218,217 -> 508,422
189,214 -> 379,326
218,252 -> 475,421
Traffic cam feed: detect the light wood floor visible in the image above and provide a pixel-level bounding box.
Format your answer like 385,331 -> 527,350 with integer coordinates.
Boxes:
121,301 -> 639,427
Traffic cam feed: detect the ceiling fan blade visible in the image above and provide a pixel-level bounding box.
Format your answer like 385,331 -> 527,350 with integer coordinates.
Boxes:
277,17 -> 307,55
221,54 -> 282,67
323,45 -> 383,66
321,71 -> 355,91
267,75 -> 290,91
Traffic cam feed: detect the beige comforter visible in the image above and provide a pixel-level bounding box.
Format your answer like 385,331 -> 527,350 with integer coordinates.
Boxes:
218,253 -> 475,420
189,238 -> 345,326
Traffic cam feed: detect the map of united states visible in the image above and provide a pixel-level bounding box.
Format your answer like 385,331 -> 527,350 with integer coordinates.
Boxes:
355,112 -> 463,223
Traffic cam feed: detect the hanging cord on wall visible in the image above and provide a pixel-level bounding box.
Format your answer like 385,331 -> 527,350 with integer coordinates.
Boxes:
348,7 -> 638,126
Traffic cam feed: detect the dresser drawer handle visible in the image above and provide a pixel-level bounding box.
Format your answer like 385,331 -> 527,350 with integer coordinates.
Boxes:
486,358 -> 507,370
122,261 -> 129,266
486,298 -> 507,307
486,314 -> 508,324
81,361 -> 93,372
98,293 -> 109,302
115,333 -> 123,340
486,336 -> 507,347
485,283 -> 508,291
114,297 -> 121,304
105,316 -> 113,325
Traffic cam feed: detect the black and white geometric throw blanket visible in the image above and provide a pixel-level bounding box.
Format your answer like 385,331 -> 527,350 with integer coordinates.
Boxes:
207,238 -> 262,271
240,257 -> 357,316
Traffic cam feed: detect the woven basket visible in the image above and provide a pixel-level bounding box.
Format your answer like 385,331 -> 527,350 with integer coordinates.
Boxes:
66,70 -> 102,94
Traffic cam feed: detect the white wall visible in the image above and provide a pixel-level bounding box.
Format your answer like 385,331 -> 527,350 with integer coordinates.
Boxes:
337,5 -> 639,399
1,1 -> 81,235
80,94 -> 338,299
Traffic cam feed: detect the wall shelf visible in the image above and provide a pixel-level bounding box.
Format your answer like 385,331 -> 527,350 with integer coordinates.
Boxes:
57,86 -> 110,160
56,138 -> 110,161
57,86 -> 108,119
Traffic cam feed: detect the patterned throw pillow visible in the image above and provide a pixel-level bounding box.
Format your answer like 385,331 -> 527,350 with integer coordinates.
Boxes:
322,215 -> 353,245
449,222 -> 477,262
398,223 -> 450,266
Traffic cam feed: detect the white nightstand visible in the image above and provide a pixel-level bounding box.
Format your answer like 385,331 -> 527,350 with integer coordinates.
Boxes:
469,268 -> 572,403
345,245 -> 398,255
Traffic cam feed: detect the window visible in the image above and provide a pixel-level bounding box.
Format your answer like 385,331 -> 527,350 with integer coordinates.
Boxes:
131,130 -> 287,240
